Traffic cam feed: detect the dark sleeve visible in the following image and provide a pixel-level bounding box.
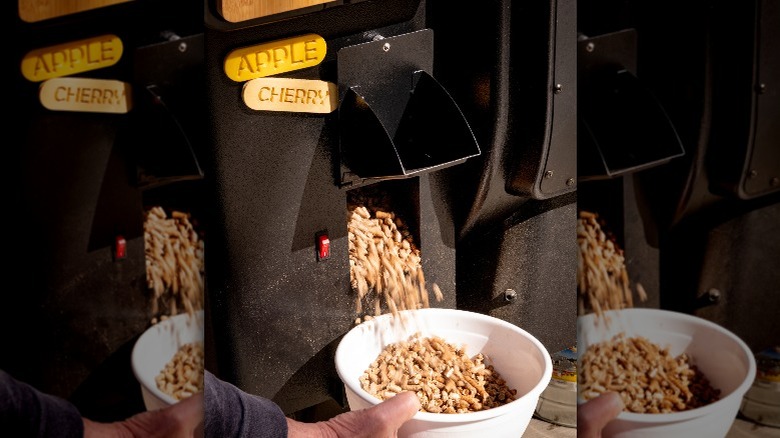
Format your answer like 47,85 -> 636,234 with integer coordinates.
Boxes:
0,369 -> 84,438
204,370 -> 288,438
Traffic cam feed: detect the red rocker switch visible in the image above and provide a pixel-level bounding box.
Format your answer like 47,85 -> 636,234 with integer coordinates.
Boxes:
317,233 -> 330,261
115,235 -> 127,260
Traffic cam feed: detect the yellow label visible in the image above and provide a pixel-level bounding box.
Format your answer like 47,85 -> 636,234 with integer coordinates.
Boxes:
224,34 -> 326,82
552,369 -> 577,383
39,77 -> 132,114
21,35 -> 123,82
242,77 -> 337,113
758,370 -> 780,383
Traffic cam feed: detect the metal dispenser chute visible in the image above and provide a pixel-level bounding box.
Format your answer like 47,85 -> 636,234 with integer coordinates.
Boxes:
577,29 -> 685,181
338,29 -> 480,185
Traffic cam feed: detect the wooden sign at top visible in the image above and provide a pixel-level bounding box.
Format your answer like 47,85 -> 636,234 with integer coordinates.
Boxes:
19,0 -> 134,23
217,0 -> 336,23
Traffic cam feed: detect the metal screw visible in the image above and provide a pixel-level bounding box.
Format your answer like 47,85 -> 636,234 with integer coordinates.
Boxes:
586,42 -> 595,52
504,289 -> 518,302
161,30 -> 181,41
757,83 -> 766,94
178,42 -> 187,53
705,288 -> 721,303
545,170 -> 554,179
771,177 -> 779,186
748,169 -> 758,178
695,287 -> 722,309
566,177 -> 575,186
554,84 -> 563,94
382,42 -> 391,52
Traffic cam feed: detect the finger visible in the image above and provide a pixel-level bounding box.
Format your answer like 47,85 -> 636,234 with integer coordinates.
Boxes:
121,393 -> 205,438
320,391 -> 422,438
166,392 -> 204,432
370,391 -> 421,427
578,392 -> 623,438
355,391 -> 421,438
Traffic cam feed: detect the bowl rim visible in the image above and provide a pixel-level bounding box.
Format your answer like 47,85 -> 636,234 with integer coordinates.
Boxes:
577,308 -> 758,423
131,310 -> 205,406
335,307 -> 554,423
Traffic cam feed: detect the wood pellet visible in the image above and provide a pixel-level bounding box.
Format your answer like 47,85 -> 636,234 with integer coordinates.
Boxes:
360,334 -> 517,413
348,194 -> 442,323
155,341 -> 204,401
579,333 -> 720,413
577,210 -> 645,319
144,206 -> 205,322
578,210 -> 720,413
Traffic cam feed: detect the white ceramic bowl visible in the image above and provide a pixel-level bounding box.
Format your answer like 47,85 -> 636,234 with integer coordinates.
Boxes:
577,308 -> 757,437
335,308 -> 553,437
131,310 -> 204,411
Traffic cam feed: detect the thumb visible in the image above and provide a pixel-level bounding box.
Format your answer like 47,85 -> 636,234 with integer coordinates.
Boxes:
119,392 -> 204,438
321,391 -> 421,438
577,392 -> 623,438
369,391 -> 421,427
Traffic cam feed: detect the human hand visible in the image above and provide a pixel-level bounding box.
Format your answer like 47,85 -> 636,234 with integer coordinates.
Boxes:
287,391 -> 421,438
83,392 -> 204,438
577,392 -> 624,438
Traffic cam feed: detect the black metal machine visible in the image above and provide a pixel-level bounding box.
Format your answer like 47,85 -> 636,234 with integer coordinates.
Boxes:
4,0 -> 205,421
7,0 -> 776,431
7,0 -> 775,431
3,0 -> 578,425
202,0 -> 578,417
577,0 -> 779,358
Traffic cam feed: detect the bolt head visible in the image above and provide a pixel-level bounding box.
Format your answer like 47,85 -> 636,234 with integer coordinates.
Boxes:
707,288 -> 721,302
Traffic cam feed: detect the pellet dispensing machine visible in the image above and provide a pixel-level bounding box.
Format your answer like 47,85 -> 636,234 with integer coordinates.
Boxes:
202,0 -> 578,419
